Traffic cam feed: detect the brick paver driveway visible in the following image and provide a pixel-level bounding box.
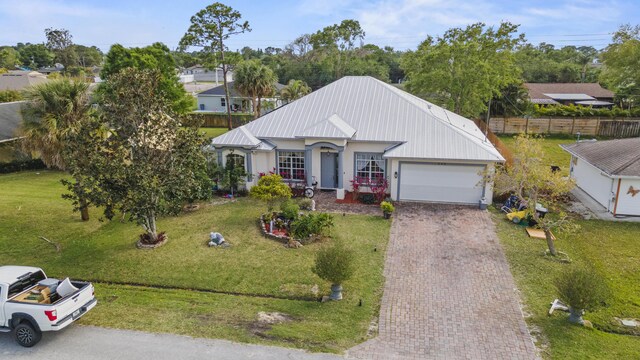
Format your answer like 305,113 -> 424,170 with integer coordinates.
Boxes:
347,203 -> 538,360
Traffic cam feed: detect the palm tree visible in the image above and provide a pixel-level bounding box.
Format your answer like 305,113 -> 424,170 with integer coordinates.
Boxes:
280,79 -> 311,104
21,79 -> 93,221
234,60 -> 277,119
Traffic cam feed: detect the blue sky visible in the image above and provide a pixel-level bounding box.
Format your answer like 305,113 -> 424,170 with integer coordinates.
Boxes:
0,0 -> 638,51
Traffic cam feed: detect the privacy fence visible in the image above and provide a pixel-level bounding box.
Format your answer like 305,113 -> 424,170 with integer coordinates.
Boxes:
487,117 -> 640,138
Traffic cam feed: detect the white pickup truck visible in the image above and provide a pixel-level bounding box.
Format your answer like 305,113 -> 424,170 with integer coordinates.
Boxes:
0,266 -> 97,347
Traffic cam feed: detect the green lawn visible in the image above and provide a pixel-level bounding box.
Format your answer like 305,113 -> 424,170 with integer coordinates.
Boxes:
498,134 -> 574,175
494,136 -> 640,358
0,171 -> 390,352
198,127 -> 228,140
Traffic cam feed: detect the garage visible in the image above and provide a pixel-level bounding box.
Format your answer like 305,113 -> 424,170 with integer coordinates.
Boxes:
398,163 -> 486,204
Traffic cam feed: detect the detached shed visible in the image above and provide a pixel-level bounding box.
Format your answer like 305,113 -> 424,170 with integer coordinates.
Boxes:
561,138 -> 640,216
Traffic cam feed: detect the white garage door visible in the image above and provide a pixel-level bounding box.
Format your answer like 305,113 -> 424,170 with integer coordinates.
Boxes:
399,163 -> 485,204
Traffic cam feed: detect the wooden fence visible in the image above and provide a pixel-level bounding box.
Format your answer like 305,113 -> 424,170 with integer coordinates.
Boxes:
488,117 -> 640,138
474,119 -> 514,166
186,112 -> 254,128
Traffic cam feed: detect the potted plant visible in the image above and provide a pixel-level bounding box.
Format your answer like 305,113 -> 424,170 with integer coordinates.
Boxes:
312,242 -> 355,300
380,201 -> 395,219
555,268 -> 610,325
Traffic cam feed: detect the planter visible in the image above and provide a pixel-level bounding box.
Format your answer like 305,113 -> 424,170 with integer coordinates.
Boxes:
383,211 -> 392,219
330,283 -> 343,301
568,308 -> 585,325
259,214 -> 290,243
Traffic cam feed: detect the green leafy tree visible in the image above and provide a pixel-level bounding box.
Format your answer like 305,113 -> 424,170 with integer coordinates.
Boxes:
280,79 -> 311,103
219,155 -> 247,195
401,22 -> 524,117
491,134 -> 576,256
312,241 -> 355,300
180,2 -> 251,129
101,43 -> 193,114
601,25 -> 640,106
234,59 -> 278,118
45,28 -> 78,69
91,68 -> 209,244
21,79 -> 93,220
74,45 -> 103,67
16,43 -> 55,68
249,173 -> 292,210
0,47 -> 21,69
310,19 -> 365,79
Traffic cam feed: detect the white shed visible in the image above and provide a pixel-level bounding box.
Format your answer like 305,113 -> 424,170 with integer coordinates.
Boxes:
562,138 -> 640,217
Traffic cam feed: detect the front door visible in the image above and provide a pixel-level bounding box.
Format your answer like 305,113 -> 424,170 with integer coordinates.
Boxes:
321,152 -> 338,188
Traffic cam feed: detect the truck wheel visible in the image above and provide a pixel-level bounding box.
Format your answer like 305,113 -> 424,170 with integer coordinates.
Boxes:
15,322 -> 41,348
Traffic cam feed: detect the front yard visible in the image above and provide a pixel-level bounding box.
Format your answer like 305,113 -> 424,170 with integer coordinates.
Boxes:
0,171 -> 391,353
496,135 -> 640,359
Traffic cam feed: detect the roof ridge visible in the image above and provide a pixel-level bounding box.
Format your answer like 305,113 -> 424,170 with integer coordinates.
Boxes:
372,79 -> 501,159
612,151 -> 640,175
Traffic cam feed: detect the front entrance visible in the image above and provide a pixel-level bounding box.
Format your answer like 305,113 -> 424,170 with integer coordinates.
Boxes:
321,152 -> 338,188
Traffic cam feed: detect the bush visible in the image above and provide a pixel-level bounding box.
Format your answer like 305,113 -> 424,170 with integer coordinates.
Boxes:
555,268 -> 610,312
0,159 -> 46,174
249,173 -> 292,210
280,200 -> 300,221
297,197 -> 313,210
0,90 -> 23,103
290,213 -> 334,242
380,201 -> 395,213
312,242 -> 355,285
358,193 -> 375,204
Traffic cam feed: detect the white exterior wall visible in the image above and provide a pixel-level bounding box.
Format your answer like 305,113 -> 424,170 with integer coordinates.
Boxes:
342,142 -> 393,191
197,96 -> 246,112
615,178 -> 640,216
571,156 -> 615,210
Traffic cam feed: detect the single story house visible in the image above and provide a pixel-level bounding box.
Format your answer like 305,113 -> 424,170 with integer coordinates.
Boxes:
561,138 -> 640,216
197,81 -> 285,113
0,71 -> 49,91
524,83 -> 614,107
182,65 -> 233,83
209,76 -> 504,204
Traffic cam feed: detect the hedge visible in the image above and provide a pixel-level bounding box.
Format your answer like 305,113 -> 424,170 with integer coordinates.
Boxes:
0,159 -> 46,174
534,104 -> 640,118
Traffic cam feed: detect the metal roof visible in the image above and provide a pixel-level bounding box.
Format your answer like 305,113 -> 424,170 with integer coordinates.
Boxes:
211,76 -> 503,162
300,114 -> 356,139
575,100 -> 614,106
0,71 -> 49,91
542,93 -> 595,101
561,138 -> 640,177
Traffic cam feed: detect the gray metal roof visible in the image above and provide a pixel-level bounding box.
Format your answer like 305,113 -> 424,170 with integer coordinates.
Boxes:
0,71 -> 49,91
543,93 -> 595,101
561,138 -> 640,177
211,76 -> 503,162
0,101 -> 25,142
575,100 -> 614,106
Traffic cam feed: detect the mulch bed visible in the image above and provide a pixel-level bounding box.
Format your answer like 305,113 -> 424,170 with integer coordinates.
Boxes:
314,190 -> 382,216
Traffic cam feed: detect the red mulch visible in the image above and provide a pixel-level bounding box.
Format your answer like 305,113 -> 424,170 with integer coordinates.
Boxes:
336,191 -> 380,205
265,223 -> 289,237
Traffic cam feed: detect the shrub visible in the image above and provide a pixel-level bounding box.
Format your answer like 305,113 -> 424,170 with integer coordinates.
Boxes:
0,90 -> 23,103
0,159 -> 46,173
290,213 -> 334,242
555,268 -> 610,312
297,197 -> 313,210
249,173 -> 292,210
312,242 -> 355,285
358,193 -> 375,204
280,200 -> 300,221
380,201 -> 395,213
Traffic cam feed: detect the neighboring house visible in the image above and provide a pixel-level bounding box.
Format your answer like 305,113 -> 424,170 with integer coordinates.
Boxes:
182,65 -> 233,83
37,63 -> 64,75
197,81 -> 285,113
561,138 -> 640,216
0,71 -> 49,91
209,76 -> 504,204
524,83 -> 614,107
0,101 -> 25,143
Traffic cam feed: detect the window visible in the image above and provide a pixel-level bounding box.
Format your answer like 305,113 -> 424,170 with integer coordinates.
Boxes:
278,151 -> 305,181
221,98 -> 226,107
226,153 -> 245,169
355,153 -> 385,181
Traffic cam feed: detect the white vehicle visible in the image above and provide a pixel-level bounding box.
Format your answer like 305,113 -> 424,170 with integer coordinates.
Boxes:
0,266 -> 97,347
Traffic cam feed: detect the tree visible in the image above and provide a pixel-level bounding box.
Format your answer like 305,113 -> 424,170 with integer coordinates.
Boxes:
21,79 -> 94,221
249,173 -> 292,210
234,59 -> 278,118
310,19 -> 365,79
555,268 -> 610,325
74,45 -> 103,67
0,47 -> 21,69
401,22 -> 524,118
280,79 -> 311,103
180,2 -> 251,130
312,241 -> 355,300
91,68 -> 209,244
45,28 -> 78,69
16,43 -> 55,69
600,25 -> 640,105
492,134 -> 576,256
101,43 -> 193,114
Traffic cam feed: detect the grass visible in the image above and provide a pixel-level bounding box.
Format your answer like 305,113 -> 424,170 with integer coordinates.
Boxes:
197,127 -> 228,140
498,134 -> 574,175
495,135 -> 640,358
0,171 -> 390,352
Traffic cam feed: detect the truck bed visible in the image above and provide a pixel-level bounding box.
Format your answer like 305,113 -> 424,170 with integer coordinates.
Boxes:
9,281 -> 90,306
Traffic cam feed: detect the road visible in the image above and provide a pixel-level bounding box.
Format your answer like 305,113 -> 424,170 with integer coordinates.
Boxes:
1,325 -> 343,360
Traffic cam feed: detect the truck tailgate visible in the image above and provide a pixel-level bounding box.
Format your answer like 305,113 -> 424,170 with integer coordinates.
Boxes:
54,282 -> 95,321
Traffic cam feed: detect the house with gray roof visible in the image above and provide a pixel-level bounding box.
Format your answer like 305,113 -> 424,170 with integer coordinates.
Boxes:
197,81 -> 286,113
209,76 -> 504,204
0,71 -> 49,91
524,83 -> 614,107
562,138 -> 640,216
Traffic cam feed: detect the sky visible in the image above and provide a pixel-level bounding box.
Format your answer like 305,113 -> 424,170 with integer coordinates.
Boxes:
0,0 -> 638,52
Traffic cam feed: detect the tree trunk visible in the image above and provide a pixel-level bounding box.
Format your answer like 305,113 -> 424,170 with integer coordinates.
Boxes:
79,200 -> 90,221
544,228 -> 557,256
251,97 -> 259,119
218,36 -> 233,130
256,96 -> 262,119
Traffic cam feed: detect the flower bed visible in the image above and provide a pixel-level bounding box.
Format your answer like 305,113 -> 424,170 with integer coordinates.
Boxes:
259,214 -> 290,243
